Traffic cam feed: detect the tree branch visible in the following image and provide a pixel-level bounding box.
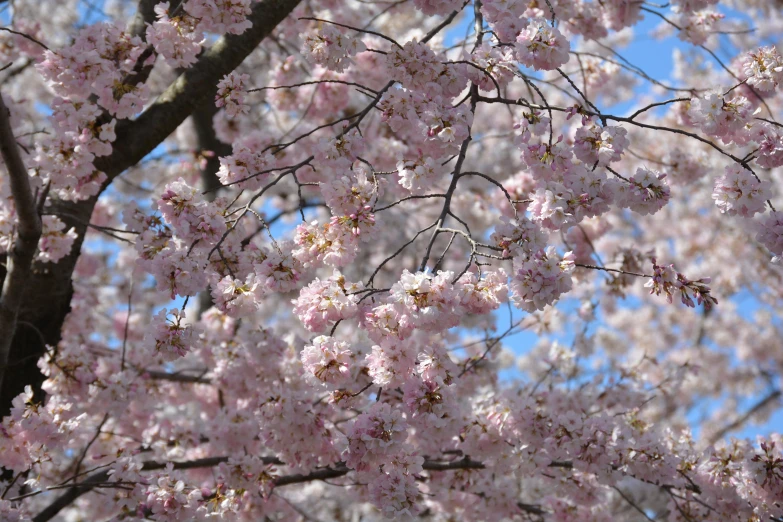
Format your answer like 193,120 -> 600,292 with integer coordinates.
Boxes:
708,389 -> 782,444
0,93 -> 41,395
32,455 -> 489,521
0,0 -> 302,417
94,0 -> 303,182
126,0 -> 159,39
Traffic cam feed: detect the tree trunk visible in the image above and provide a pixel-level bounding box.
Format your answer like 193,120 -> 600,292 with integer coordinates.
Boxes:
0,0 -> 302,416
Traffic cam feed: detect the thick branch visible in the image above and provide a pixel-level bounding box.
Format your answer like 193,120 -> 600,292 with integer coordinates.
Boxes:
31,470 -> 113,522
127,0 -> 159,39
32,455 -> 488,521
95,0 -> 302,181
144,369 -> 211,384
0,93 -> 41,394
422,457 -> 485,471
31,456 -> 281,521
0,0 -> 302,417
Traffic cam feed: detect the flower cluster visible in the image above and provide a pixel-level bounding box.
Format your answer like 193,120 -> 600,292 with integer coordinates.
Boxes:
515,18 -> 570,71
185,0 -> 253,35
158,178 -> 227,242
146,309 -> 199,361
303,24 -> 366,72
457,269 -> 509,315
688,92 -> 753,144
614,167 -> 671,215
0,386 -> 82,474
743,46 -> 783,92
389,270 -> 462,332
6,1 -> 783,521
212,274 -> 265,317
412,0 -> 462,15
146,0 -> 252,69
142,468 -> 204,520
32,98 -> 119,200
525,162 -> 616,231
491,216 -> 547,257
321,168 -> 375,216
645,258 -> 718,309
712,164 -> 771,217
379,87 -> 473,156
466,42 -> 516,92
514,110 -> 550,146
573,118 -> 629,167
301,335 -> 353,386
368,465 -> 421,518
217,140 -> 275,190
675,10 -> 724,45
753,122 -> 783,168
293,219 -> 361,268
510,246 -> 575,312
215,72 -> 251,117
37,23 -> 149,118
345,402 -> 408,471
397,156 -> 447,194
386,40 -> 466,97
147,3 -> 204,68
37,216 -> 78,263
292,271 -> 361,332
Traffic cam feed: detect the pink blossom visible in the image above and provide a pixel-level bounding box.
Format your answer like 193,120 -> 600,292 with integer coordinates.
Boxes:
345,402 -> 407,471
465,42 -> 516,92
212,274 -> 264,317
301,335 -> 353,386
573,118 -> 629,166
510,247 -> 575,312
368,467 -> 421,519
743,46 -> 783,92
37,215 -> 77,263
645,258 -> 718,309
688,92 -> 753,144
515,18 -> 570,71
389,270 -> 462,331
302,24 -> 366,72
186,0 -> 253,35
146,309 -> 199,361
215,72 -> 251,117
456,269 -> 509,315
712,164 -> 771,217
292,271 -> 361,332
614,167 -> 671,215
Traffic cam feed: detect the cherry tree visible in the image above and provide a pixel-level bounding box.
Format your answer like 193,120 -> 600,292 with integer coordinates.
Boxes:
0,0 -> 782,519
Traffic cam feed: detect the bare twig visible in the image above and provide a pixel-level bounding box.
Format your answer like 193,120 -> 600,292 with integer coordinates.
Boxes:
708,389 -> 781,444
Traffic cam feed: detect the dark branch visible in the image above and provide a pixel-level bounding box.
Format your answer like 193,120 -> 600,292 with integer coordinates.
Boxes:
0,93 -> 42,395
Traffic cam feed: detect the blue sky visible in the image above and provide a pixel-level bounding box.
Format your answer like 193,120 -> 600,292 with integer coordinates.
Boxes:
66,1 -> 781,442
440,6 -> 783,441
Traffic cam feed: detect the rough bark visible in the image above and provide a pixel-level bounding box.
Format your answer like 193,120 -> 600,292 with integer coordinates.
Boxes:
0,93 -> 43,396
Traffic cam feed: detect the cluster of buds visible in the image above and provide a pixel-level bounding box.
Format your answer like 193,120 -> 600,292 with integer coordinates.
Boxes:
645,258 -> 718,310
